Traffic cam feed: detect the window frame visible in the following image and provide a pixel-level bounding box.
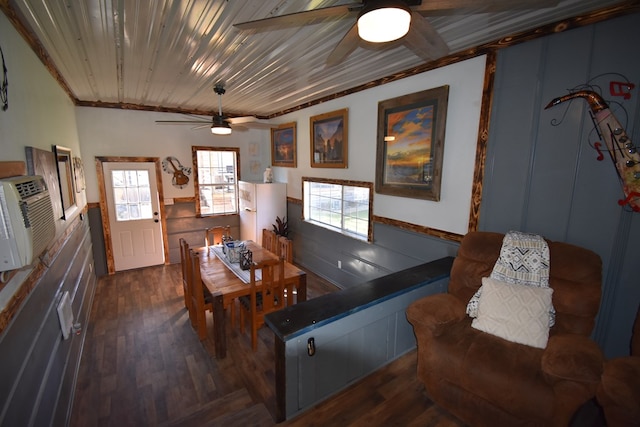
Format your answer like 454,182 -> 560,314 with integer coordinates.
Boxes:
302,176 -> 373,242
192,146 -> 240,217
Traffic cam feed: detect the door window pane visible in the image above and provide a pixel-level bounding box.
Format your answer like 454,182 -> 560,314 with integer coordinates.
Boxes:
112,169 -> 153,222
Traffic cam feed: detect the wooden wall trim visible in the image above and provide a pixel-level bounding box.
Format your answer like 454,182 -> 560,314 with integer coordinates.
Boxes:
467,51 -> 496,233
0,263 -> 45,334
287,196 -> 302,205
173,197 -> 195,203
372,215 -> 463,243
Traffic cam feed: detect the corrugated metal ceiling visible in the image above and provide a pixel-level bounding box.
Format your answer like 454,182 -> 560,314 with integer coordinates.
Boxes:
3,0 -> 632,118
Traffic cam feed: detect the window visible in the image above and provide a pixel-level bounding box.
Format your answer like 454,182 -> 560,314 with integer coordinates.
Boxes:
303,177 -> 372,242
111,169 -> 152,221
193,147 -> 239,216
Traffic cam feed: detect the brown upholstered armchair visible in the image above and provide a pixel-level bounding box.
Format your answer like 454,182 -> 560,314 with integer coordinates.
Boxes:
406,231 -> 604,427
596,305 -> 640,427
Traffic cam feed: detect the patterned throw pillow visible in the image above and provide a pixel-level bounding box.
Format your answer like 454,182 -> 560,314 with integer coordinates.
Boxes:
471,277 -> 553,349
466,231 -> 555,327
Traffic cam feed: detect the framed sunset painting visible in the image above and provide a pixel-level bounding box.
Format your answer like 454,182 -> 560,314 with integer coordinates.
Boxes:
375,85 -> 449,201
271,122 -> 297,167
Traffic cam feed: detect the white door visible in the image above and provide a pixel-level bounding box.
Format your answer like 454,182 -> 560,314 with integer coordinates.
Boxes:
102,162 -> 164,271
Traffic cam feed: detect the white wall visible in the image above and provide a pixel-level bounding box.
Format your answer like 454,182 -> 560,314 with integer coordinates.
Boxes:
75,55 -> 485,236
75,108 -> 272,202
274,55 -> 486,235
0,12 -> 81,171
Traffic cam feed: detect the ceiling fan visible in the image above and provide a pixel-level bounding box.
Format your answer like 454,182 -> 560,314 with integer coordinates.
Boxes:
155,83 -> 276,134
234,0 -> 560,66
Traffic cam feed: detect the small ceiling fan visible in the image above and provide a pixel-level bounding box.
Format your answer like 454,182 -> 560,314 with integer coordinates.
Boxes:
155,83 -> 275,134
234,0 -> 560,66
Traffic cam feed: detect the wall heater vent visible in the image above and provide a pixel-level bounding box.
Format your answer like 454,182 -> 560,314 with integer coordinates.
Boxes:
57,291 -> 74,340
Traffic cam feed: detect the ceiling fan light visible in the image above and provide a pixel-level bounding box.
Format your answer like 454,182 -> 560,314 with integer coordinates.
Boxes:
211,116 -> 232,135
357,1 -> 411,43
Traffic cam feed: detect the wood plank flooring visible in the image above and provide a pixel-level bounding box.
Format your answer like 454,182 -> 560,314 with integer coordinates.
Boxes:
69,262 -> 459,426
69,263 -> 602,426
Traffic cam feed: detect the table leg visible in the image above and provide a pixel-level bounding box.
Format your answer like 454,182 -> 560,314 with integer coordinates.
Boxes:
213,295 -> 226,359
297,274 -> 307,302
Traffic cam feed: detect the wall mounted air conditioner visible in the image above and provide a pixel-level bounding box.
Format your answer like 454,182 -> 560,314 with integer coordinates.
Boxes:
0,175 -> 56,272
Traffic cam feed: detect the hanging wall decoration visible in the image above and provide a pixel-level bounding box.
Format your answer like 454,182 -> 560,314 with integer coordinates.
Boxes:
162,156 -> 191,189
310,109 -> 348,168
73,157 -> 86,192
545,74 -> 639,212
272,122 -> 297,167
25,146 -> 63,220
1,44 -> 8,111
375,85 -> 449,201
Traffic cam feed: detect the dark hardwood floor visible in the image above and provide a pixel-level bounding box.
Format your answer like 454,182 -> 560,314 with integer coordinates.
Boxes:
69,262 -> 463,426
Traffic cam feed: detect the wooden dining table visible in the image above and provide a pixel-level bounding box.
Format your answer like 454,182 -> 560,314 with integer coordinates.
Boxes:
196,240 -> 307,359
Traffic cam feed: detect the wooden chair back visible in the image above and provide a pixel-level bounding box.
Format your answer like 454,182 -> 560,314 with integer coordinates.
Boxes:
179,238 -> 192,313
189,249 -> 213,341
261,228 -> 277,253
240,257 -> 285,351
277,236 -> 293,263
205,225 -> 231,246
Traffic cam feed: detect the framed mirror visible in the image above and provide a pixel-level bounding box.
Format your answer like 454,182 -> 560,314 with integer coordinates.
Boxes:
53,145 -> 76,219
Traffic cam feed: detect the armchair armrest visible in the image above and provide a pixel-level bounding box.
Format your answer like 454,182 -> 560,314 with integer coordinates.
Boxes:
541,334 -> 604,385
406,293 -> 466,337
597,356 -> 640,425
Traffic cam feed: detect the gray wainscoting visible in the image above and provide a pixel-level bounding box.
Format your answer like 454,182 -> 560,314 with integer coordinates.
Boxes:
0,218 -> 96,426
480,12 -> 640,358
288,203 -> 460,289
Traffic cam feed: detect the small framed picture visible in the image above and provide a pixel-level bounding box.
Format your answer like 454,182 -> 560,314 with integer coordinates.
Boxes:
271,122 -> 297,167
375,85 -> 449,201
310,108 -> 348,168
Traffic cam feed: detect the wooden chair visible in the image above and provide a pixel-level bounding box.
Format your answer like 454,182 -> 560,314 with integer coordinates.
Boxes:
239,257 -> 285,351
205,225 -> 231,246
189,249 -> 214,341
276,236 -> 296,305
262,228 -> 277,252
277,235 -> 293,263
179,238 -> 192,313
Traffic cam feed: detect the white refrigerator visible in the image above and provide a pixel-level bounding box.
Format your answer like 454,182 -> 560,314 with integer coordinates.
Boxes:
238,181 -> 287,245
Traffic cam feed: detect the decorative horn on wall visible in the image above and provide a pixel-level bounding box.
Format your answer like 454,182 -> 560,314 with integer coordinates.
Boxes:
545,87 -> 640,212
